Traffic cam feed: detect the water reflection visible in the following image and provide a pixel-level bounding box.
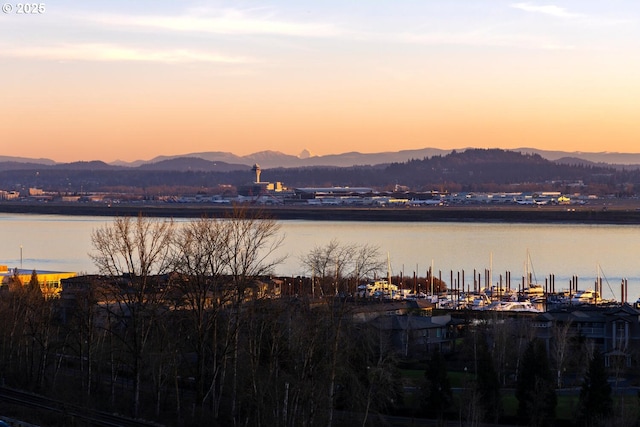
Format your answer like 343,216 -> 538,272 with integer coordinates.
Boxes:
1,214 -> 639,301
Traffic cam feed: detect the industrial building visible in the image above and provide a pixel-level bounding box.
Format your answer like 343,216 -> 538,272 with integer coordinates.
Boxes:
0,265 -> 77,298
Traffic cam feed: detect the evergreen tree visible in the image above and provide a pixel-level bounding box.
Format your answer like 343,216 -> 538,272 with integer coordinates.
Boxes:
577,351 -> 613,427
516,339 -> 557,426
421,349 -> 453,421
476,340 -> 502,423
28,269 -> 42,297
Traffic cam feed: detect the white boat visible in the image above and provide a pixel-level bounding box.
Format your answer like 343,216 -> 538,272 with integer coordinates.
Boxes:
523,284 -> 545,299
570,289 -> 600,305
357,279 -> 398,298
437,297 -> 455,309
403,291 -> 427,300
463,293 -> 491,310
482,300 -> 541,313
362,252 -> 401,299
547,291 -> 570,305
458,292 -> 490,308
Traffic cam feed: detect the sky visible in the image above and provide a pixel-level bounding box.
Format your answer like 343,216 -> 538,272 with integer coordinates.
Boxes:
2,1 -> 640,163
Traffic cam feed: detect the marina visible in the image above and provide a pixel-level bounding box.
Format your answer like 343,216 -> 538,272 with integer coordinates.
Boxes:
351,272 -> 624,313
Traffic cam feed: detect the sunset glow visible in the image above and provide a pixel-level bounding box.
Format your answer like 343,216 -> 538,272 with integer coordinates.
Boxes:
2,1 -> 639,162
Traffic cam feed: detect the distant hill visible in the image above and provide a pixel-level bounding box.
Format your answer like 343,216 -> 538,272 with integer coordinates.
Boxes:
552,156 -> 640,171
241,148 -> 629,191
268,148 -> 614,189
120,147 -> 640,169
0,161 -> 58,171
0,155 -> 55,165
0,160 -> 122,172
383,149 -> 604,188
117,151 -> 249,168
516,148 -> 640,165
114,148 -> 453,169
53,161 -> 120,171
5,148 -> 640,170
137,157 -> 250,172
294,148 -> 452,168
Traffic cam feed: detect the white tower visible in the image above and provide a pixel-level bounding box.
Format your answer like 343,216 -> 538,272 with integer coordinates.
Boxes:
252,164 -> 261,183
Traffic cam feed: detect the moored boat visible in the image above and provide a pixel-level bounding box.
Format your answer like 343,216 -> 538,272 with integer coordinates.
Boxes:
357,279 -> 398,298
520,250 -> 545,301
570,289 -> 599,305
482,300 -> 541,313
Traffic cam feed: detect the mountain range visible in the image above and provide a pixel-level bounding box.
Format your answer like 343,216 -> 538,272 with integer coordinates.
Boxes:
2,148 -> 640,195
3,147 -> 640,171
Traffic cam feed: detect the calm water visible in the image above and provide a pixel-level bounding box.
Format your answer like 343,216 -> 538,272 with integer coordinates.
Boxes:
1,213 -> 639,301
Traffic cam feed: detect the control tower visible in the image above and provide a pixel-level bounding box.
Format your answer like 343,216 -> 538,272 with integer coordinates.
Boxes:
237,163 -> 285,196
252,164 -> 261,183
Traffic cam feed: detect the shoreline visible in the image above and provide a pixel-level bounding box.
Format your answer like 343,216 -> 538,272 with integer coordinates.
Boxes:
2,201 -> 640,223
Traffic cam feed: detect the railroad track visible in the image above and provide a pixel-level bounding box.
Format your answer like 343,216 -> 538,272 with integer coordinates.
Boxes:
0,387 -> 163,427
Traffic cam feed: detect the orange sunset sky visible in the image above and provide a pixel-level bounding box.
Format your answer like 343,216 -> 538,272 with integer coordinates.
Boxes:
2,1 -> 639,163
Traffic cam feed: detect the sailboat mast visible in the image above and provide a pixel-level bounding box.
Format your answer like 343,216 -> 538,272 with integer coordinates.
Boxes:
431,259 -> 434,295
490,252 -> 493,289
596,263 -> 601,302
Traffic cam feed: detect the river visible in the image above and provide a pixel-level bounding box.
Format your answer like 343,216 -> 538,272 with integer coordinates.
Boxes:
1,213 -> 639,301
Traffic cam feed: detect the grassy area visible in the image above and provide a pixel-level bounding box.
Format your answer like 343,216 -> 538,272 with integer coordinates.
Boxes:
399,368 -> 424,383
399,369 -> 468,388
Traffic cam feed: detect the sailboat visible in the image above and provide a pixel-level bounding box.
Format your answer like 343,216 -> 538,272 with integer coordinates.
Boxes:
522,250 -> 545,301
570,264 -> 613,305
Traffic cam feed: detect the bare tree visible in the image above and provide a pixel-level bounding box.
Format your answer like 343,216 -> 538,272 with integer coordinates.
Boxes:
0,269 -> 57,392
90,215 -> 175,418
223,208 -> 285,300
169,208 -> 285,423
350,243 -> 386,287
552,319 -> 573,388
301,239 -> 385,296
0,275 -> 29,385
301,240 -> 341,296
221,208 -> 285,424
90,215 -> 174,280
18,280 -> 55,391
357,323 -> 403,427
299,239 -> 386,426
170,215 -> 237,419
62,277 -> 106,402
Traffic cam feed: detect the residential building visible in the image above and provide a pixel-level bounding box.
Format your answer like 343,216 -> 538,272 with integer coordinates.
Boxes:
367,314 -> 461,358
534,304 -> 640,368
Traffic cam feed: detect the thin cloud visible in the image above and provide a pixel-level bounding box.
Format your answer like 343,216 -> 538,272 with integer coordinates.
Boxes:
76,7 -> 343,38
1,43 -> 252,63
511,2 -> 582,19
383,30 -> 575,50
510,2 -> 632,25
